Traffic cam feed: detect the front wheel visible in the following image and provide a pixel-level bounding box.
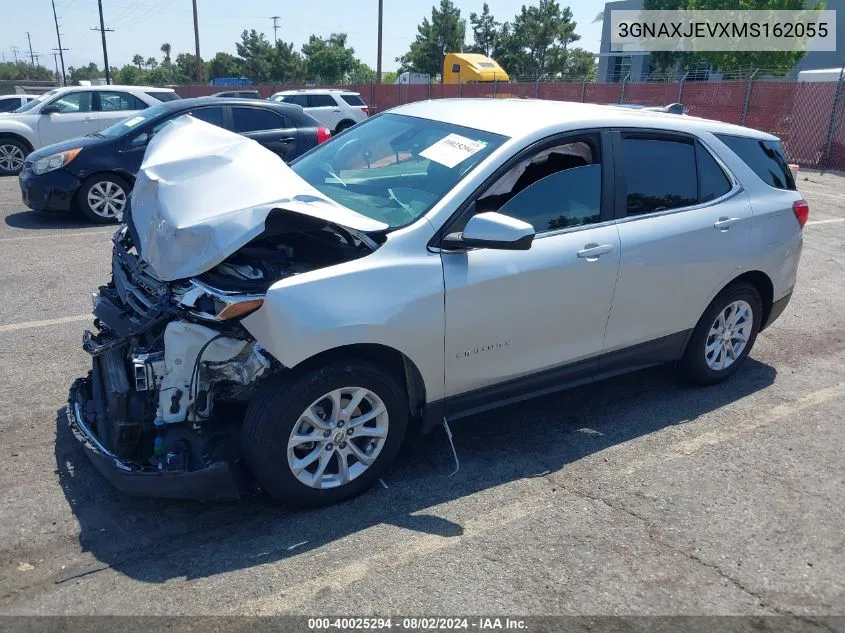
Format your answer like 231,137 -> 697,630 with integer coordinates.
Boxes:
0,138 -> 28,176
242,360 -> 409,506
680,281 -> 763,385
77,173 -> 129,223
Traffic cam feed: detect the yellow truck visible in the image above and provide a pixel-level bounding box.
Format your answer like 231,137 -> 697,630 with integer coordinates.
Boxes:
443,53 -> 509,84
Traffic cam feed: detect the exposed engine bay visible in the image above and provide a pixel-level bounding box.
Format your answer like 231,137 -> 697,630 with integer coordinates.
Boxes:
70,216 -> 375,499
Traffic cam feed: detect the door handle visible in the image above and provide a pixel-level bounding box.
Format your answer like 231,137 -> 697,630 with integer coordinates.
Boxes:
332,108 -> 341,112
277,136 -> 294,143
84,116 -> 96,122
577,243 -> 614,260
714,217 -> 740,231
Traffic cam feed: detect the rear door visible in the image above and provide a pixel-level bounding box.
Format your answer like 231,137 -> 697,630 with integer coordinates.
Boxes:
306,94 -> 342,130
95,91 -> 147,130
230,106 -> 298,161
603,130 -> 751,354
37,91 -> 97,146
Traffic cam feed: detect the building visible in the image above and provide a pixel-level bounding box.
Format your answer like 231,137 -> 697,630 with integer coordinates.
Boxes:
597,0 -> 845,82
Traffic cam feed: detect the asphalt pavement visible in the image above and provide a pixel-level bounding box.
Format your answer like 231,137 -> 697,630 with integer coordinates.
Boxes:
0,171 -> 843,616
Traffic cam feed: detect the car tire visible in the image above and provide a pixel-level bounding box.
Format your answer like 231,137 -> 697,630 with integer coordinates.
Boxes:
680,281 -> 763,385
0,137 -> 29,176
242,360 -> 409,507
77,173 -> 130,224
334,119 -> 355,134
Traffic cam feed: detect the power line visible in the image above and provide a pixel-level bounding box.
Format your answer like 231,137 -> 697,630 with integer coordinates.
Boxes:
91,0 -> 114,84
271,16 -> 280,44
51,0 -> 68,85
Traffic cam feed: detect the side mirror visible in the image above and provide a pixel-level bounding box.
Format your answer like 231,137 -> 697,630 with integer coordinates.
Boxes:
40,105 -> 60,115
442,212 -> 535,251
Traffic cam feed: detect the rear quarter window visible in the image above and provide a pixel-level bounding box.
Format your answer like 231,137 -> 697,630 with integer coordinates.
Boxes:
715,134 -> 796,191
146,91 -> 180,103
341,94 -> 365,106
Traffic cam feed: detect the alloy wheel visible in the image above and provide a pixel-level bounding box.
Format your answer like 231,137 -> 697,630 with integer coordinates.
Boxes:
287,387 -> 389,489
86,180 -> 127,219
0,144 -> 25,172
705,299 -> 753,371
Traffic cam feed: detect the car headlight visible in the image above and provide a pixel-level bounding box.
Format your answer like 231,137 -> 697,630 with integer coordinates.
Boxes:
31,147 -> 81,175
177,279 -> 264,322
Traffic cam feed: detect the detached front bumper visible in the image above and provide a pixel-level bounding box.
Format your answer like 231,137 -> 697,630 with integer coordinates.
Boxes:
68,375 -> 249,501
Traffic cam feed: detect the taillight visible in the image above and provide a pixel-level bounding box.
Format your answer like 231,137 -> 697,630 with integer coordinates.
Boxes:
792,199 -> 809,228
316,127 -> 331,144
362,107 -> 369,116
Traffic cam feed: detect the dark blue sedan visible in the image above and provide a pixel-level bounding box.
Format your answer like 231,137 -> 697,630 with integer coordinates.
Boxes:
19,97 -> 331,223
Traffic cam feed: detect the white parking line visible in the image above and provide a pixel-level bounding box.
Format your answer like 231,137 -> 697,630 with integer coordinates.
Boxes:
0,229 -> 114,243
0,314 -> 90,333
806,218 -> 845,226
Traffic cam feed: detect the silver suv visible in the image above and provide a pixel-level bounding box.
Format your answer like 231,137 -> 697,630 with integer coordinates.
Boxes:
69,100 -> 805,506
269,89 -> 368,134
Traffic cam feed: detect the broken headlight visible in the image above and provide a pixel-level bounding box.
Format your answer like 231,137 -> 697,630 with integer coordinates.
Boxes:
177,279 -> 264,322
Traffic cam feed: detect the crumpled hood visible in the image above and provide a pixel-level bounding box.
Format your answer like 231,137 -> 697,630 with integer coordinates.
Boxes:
130,115 -> 388,282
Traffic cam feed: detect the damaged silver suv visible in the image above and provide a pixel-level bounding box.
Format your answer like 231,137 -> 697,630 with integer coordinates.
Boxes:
69,99 -> 805,505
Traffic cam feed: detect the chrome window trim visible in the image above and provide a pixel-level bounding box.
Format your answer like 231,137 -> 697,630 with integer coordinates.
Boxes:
614,184 -> 744,226
534,217 -> 615,240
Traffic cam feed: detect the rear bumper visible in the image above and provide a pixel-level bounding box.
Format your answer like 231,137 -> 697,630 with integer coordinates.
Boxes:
762,292 -> 793,330
68,376 -> 249,501
19,168 -> 79,212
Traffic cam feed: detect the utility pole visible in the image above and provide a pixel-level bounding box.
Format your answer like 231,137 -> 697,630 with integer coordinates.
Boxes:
91,0 -> 114,84
51,0 -> 68,86
52,52 -> 60,81
271,16 -> 280,44
26,32 -> 37,66
11,46 -> 20,64
376,0 -> 383,83
192,0 -> 202,83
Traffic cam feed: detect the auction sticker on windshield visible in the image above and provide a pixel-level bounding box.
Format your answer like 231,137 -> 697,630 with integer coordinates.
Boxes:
123,116 -> 146,127
420,133 -> 487,168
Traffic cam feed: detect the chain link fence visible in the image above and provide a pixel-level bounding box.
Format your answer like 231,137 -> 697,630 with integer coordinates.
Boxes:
176,71 -> 845,171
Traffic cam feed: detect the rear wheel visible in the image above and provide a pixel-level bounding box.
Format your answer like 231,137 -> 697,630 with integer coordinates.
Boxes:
77,173 -> 129,223
242,360 -> 408,506
0,138 -> 28,176
334,119 -> 355,134
680,282 -> 762,385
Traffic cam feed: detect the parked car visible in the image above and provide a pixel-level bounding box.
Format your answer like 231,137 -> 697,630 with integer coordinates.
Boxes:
19,97 -> 330,223
269,89 -> 368,134
69,99 -> 805,506
0,85 -> 178,176
0,94 -> 38,113
213,90 -> 261,99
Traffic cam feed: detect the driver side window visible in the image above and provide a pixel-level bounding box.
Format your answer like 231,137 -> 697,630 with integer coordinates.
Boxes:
48,91 -> 93,114
476,136 -> 602,232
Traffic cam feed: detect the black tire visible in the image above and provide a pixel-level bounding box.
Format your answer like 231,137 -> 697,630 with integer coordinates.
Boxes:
76,173 -> 130,224
680,281 -> 763,385
0,137 -> 30,176
242,360 -> 409,507
334,119 -> 355,134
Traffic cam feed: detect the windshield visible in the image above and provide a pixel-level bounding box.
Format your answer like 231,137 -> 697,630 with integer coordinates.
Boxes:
99,104 -> 170,138
291,113 -> 506,228
14,90 -> 57,113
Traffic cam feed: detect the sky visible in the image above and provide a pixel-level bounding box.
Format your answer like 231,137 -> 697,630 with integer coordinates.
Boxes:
0,0 -> 604,75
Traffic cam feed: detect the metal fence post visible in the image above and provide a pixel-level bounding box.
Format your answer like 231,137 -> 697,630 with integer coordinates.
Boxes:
535,78 -> 540,98
371,82 -> 375,113
580,76 -> 587,102
619,72 -> 630,104
822,67 -> 845,170
398,81 -> 402,106
740,68 -> 758,126
493,78 -> 498,99
677,71 -> 689,104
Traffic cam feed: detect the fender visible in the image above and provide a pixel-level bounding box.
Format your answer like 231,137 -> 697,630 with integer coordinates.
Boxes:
0,119 -> 38,150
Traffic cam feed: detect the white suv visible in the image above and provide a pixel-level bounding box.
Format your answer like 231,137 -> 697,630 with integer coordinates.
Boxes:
0,85 -> 178,176
270,89 -> 368,134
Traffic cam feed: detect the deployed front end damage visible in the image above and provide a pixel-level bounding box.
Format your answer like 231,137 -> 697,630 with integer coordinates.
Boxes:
68,116 -> 386,500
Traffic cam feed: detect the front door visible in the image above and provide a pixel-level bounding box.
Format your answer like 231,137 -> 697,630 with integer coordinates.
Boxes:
37,91 -> 97,146
442,133 -> 621,401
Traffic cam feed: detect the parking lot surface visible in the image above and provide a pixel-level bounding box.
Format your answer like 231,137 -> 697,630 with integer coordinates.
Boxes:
0,171 -> 843,616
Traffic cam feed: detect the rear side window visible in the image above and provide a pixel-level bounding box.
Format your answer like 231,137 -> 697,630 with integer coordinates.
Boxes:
0,98 -> 19,112
232,107 -> 284,133
98,91 -> 146,111
622,136 -> 697,216
696,141 -> 732,202
341,94 -> 365,106
715,134 -> 796,190
307,94 -> 337,108
281,94 -> 308,107
146,91 -> 180,103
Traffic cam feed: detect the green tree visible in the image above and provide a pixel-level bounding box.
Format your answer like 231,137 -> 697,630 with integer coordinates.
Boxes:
174,53 -> 203,83
398,0 -> 466,75
207,52 -> 241,80
469,3 -> 500,56
508,0 -> 580,77
382,70 -> 399,83
160,43 -> 172,64
146,57 -> 158,70
132,54 -> 144,70
302,33 -> 358,83
236,29 -> 276,82
67,62 -> 103,84
0,61 -> 53,80
114,64 -> 147,85
561,47 -> 596,78
348,61 -> 376,83
272,41 -> 305,82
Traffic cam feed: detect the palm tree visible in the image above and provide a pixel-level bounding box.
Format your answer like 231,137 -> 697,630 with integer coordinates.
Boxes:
160,43 -> 172,64
132,54 -> 144,69
146,57 -> 158,70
